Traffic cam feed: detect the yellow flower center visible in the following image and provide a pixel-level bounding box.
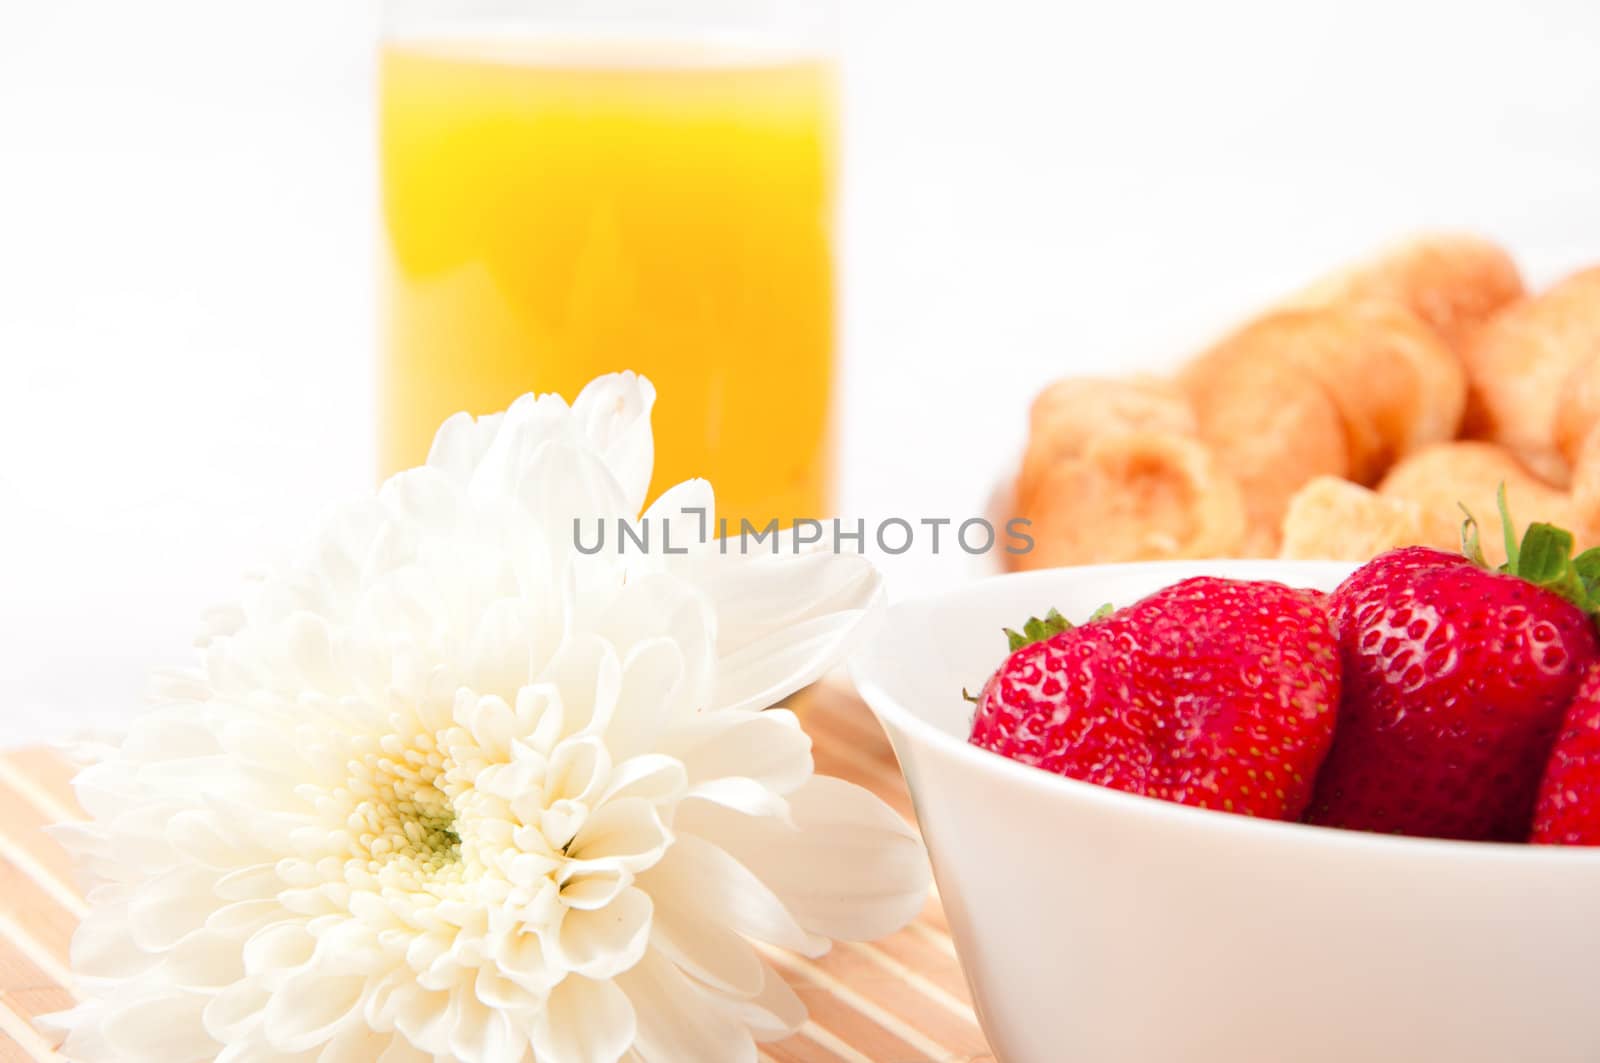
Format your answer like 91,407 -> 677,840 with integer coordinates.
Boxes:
336,729 -> 468,894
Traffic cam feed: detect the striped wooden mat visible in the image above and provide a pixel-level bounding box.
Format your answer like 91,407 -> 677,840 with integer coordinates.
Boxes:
0,684 -> 993,1062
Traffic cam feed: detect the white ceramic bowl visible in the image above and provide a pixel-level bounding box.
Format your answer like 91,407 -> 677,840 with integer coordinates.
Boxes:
851,560 -> 1600,1063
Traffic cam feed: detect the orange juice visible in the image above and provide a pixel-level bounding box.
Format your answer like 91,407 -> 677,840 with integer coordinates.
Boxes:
379,39 -> 836,526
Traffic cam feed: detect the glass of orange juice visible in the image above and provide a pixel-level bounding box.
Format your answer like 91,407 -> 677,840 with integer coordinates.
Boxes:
378,0 -> 837,528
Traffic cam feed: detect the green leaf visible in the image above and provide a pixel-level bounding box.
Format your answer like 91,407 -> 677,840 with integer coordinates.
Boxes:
1003,606 -> 1077,652
1459,483 -> 1600,617
1497,483 -> 1519,574
1516,523 -> 1575,585
1459,504 -> 1487,568
1553,567 -> 1594,613
1575,548 -> 1600,589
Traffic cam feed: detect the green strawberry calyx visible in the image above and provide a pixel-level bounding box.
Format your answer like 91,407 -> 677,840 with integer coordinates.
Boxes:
1003,608 -> 1072,651
1460,483 -> 1600,614
1003,602 -> 1114,651
961,603 -> 1114,703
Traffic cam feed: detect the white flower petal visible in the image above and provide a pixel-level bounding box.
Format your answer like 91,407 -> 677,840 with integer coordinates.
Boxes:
378,463 -> 466,538
519,684 -> 566,756
660,708 -> 812,795
213,864 -> 282,902
202,979 -> 269,1043
100,990 -> 215,1062
391,979 -> 456,1057
712,607 -> 883,715
539,634 -> 622,742
425,410 -> 501,484
533,975 -> 636,1063
600,637 -> 688,761
55,374 -> 926,1063
375,1034 -> 437,1063
72,904 -> 162,981
552,886 -> 653,980
315,1022 -> 412,1063
638,835 -> 825,958
492,930 -> 560,996
682,778 -> 793,821
127,866 -> 220,951
571,371 -> 657,515
546,737 -> 612,806
165,809 -> 272,869
265,972 -> 367,1053
467,393 -> 579,504
363,970 -> 444,1042
456,691 -> 518,763
282,612 -> 344,695
47,1004 -> 118,1062
515,440 -> 633,576
622,478 -> 717,583
475,966 -> 539,1011
162,928 -> 247,990
567,797 -> 669,871
592,575 -> 717,716
678,776 -> 931,942
448,983 -> 528,1063
601,755 -> 687,806
618,949 -> 756,1063
205,898 -> 284,937
213,716 -> 307,776
674,547 -> 880,654
709,959 -> 808,1043
243,921 -> 316,984
540,799 -> 589,852
559,869 -> 631,912
118,710 -> 223,764
646,900 -> 764,998
465,596 -> 560,703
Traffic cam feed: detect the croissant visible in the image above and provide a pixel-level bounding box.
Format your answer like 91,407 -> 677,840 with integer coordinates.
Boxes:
1286,232 -> 1524,352
1182,298 -> 1471,551
1009,234 -> 1599,571
1016,376 -> 1196,512
1465,267 -> 1600,485
1378,442 -> 1589,567
1563,431 -> 1600,551
1246,303 -> 1462,481
1012,432 -> 1247,570
1279,476 -> 1456,562
1556,353 -> 1600,472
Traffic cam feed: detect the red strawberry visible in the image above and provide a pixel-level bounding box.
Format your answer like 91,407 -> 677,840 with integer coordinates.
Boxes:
968,577 -> 1340,820
1307,498 -> 1600,841
1531,663 -> 1600,845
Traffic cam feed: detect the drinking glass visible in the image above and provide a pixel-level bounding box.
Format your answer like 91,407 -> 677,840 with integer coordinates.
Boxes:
379,0 -> 838,527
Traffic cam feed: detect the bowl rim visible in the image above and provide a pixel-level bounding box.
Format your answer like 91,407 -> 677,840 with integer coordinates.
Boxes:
850,559 -> 1600,863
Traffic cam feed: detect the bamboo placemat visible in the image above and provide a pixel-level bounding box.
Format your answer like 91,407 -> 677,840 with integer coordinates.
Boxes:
0,685 -> 993,1062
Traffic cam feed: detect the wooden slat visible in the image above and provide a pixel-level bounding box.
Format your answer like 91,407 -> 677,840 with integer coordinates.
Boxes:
0,1000 -> 59,1062
0,684 -> 992,1060
0,1029 -> 37,1063
0,754 -> 82,824
0,946 -> 73,1022
0,858 -> 77,969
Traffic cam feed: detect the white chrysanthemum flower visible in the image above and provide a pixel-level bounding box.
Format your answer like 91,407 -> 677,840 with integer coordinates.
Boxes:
48,373 -> 928,1063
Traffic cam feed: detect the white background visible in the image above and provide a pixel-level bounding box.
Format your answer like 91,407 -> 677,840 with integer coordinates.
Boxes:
3,0 -> 1599,742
